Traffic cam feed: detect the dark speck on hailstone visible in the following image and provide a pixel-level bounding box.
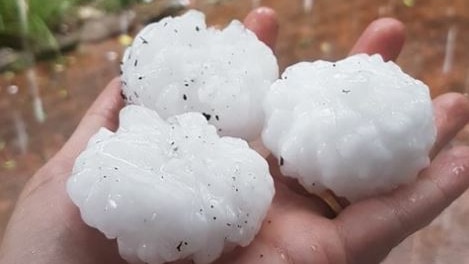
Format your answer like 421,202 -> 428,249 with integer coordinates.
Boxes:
202,113 -> 211,121
176,241 -> 183,252
139,36 -> 149,44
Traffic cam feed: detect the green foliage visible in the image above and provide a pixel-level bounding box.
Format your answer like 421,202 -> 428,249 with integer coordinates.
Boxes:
28,12 -> 61,53
28,0 -> 77,30
0,0 -> 75,53
0,0 -> 144,63
75,0 -> 141,12
0,0 -> 19,31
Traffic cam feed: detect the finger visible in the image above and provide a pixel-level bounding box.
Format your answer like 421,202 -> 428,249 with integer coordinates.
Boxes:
349,18 -> 405,61
430,93 -> 469,158
57,78 -> 124,161
243,7 -> 279,50
335,145 -> 469,264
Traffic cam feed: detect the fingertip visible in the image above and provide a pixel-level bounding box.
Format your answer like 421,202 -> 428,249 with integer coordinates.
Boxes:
244,7 -> 278,27
108,77 -> 123,90
244,7 -> 279,50
89,76 -> 125,120
434,92 -> 469,119
350,17 -> 406,61
431,92 -> 469,157
368,17 -> 405,37
103,77 -> 124,101
59,77 -> 125,160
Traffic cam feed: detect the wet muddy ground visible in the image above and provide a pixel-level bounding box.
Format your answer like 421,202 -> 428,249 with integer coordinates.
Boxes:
1,0 -> 468,262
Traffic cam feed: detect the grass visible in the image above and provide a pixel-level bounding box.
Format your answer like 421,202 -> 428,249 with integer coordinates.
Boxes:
0,0 -> 75,53
0,0 -> 145,71
0,0 -> 143,52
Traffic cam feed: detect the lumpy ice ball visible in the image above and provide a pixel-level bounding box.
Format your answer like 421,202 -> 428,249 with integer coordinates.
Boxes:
121,10 -> 278,141
67,106 -> 274,264
262,54 -> 436,201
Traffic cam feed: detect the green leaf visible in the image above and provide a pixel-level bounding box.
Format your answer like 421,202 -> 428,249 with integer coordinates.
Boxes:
0,13 -> 5,31
28,14 -> 59,53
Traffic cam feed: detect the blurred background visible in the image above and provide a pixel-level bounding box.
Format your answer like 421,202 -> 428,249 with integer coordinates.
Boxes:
0,0 -> 468,262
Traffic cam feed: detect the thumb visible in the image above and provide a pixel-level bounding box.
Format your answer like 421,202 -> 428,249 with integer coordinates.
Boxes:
244,7 -> 279,50
57,78 -> 124,162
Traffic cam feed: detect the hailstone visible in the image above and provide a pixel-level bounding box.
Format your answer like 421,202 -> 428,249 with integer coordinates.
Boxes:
262,54 -> 436,201
67,105 -> 274,264
120,10 -> 279,141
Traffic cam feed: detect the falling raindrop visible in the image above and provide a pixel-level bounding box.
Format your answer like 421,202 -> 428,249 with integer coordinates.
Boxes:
3,71 -> 29,156
303,0 -> 314,13
26,69 -> 46,123
442,26 -> 457,75
32,97 -> 46,123
17,0 -> 29,39
17,0 -> 46,123
12,110 -> 28,155
105,50 -> 121,76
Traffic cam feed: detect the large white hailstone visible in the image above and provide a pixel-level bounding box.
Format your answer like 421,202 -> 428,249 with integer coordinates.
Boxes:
262,54 -> 436,201
120,10 -> 279,141
67,105 -> 274,264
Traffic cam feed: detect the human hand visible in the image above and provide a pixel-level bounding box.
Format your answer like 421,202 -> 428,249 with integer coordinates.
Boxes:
215,14 -> 469,264
1,7 -> 468,264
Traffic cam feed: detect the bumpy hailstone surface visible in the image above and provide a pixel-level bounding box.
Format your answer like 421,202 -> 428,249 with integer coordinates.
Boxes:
120,10 -> 278,141
262,54 -> 436,201
67,105 -> 274,264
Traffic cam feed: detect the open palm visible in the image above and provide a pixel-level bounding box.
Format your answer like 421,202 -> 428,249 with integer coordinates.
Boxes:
1,8 -> 468,264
